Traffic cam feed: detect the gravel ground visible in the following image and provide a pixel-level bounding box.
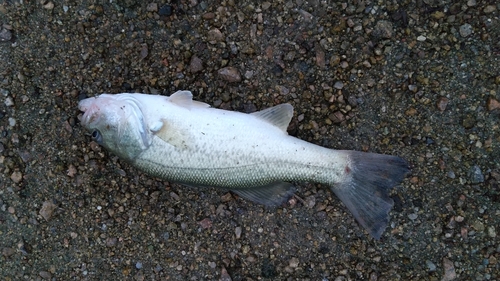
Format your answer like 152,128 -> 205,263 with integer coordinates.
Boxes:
0,0 -> 499,280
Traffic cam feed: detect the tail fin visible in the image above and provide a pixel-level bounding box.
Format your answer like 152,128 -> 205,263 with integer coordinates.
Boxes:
331,151 -> 409,239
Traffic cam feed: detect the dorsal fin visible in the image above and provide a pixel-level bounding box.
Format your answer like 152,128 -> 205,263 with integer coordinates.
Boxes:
251,103 -> 293,132
169,90 -> 210,108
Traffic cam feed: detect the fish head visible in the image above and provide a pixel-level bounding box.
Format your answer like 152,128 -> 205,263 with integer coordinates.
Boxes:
78,94 -> 151,160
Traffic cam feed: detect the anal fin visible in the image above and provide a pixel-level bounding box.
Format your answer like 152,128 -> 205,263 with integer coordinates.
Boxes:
232,182 -> 296,206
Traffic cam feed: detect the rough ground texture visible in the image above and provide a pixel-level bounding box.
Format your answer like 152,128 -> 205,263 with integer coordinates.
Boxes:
0,0 -> 499,280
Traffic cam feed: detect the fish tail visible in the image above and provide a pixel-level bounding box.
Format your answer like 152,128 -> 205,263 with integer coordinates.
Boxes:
331,151 -> 409,239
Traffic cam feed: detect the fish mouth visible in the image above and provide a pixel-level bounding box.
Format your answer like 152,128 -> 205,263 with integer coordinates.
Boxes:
78,97 -> 100,129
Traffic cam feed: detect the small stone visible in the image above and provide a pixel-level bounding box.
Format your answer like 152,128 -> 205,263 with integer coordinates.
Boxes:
106,237 -> 117,247
487,97 -> 500,111
417,35 -> 426,41
328,111 -> 345,124
218,67 -> 241,83
158,5 -> 173,16
372,20 -> 393,39
10,171 -> 22,183
146,3 -> 158,12
333,81 -> 344,89
442,258 -> 456,281
408,213 -> 418,220
261,2 -> 271,10
467,0 -> 476,6
468,165 -> 484,183
136,262 -> 143,269
67,164 -> 77,177
488,226 -> 497,238
2,247 -> 16,257
220,266 -> 232,281
207,28 -> 224,43
305,195 -> 316,208
289,257 -> 299,268
198,218 -> 212,229
189,56 -> 203,73
0,27 -> 12,42
315,47 -> 325,69
459,24 -> 473,37
483,5 -> 496,14
426,260 -> 437,272
43,2 -> 54,10
7,206 -> 15,214
4,96 -> 14,106
473,220 -> 485,232
140,44 -> 148,59
8,117 -> 16,127
39,271 -> 52,280
235,226 -> 242,239
436,97 -> 449,111
39,201 -> 57,221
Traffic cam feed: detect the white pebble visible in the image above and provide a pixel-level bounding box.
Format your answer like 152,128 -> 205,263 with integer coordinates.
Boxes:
8,117 -> 16,127
4,96 -> 14,106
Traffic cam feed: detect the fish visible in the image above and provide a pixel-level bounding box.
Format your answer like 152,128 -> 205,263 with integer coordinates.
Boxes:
78,90 -> 409,239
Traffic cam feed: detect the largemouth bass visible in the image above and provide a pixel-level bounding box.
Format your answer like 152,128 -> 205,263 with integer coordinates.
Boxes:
78,90 -> 409,239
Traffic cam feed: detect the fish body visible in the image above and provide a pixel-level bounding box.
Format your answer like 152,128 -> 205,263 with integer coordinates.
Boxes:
79,90 -> 409,239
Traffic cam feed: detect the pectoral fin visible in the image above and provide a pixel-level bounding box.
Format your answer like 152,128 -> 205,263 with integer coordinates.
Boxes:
150,119 -> 190,150
232,182 -> 296,206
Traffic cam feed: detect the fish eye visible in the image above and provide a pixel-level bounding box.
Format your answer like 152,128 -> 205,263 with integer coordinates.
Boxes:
91,130 -> 102,143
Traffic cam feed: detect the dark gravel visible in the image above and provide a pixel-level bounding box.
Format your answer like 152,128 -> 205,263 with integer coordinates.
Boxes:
1,0 -> 499,280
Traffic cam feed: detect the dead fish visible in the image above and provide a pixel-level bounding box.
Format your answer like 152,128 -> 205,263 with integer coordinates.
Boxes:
78,90 -> 409,239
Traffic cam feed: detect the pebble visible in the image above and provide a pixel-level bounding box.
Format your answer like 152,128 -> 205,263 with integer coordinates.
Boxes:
328,111 -> 345,124
220,266 -> 232,281
333,81 -> 344,90
189,56 -> 203,73
0,26 -> 12,42
483,5 -> 496,14
39,271 -> 52,279
198,218 -> 212,229
235,226 -> 242,239
408,213 -> 418,220
2,247 -> 16,257
10,171 -> 22,183
488,226 -> 496,238
417,35 -> 426,41
459,24 -> 473,37
218,67 -> 241,83
42,2 -> 54,10
39,201 -> 57,221
426,260 -> 437,272
158,5 -> 173,16
442,258 -> 456,281
372,20 -> 393,39
136,262 -> 143,269
436,97 -> 449,111
289,257 -> 300,268
146,3 -> 158,12
468,165 -> 484,183
207,28 -> 224,43
8,117 -> 15,127
4,96 -> 14,106
486,97 -> 500,111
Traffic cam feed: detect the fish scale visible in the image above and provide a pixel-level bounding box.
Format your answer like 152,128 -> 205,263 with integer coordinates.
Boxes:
79,90 -> 409,239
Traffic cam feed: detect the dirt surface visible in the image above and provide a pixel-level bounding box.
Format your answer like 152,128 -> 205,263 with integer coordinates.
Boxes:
0,0 -> 499,280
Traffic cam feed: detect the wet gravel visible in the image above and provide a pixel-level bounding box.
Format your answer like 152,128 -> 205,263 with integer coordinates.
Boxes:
0,0 -> 499,280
